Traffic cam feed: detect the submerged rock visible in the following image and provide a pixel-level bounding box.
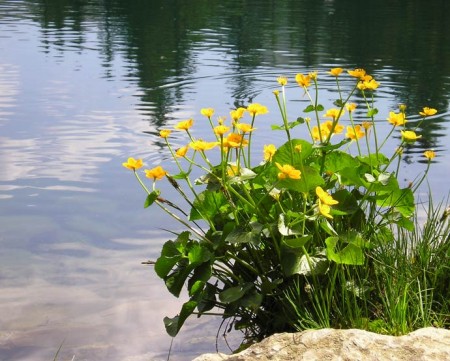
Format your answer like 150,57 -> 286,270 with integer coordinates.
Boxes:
193,327 -> 450,361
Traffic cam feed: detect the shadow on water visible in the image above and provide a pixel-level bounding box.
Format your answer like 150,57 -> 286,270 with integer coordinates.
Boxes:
0,0 -> 449,360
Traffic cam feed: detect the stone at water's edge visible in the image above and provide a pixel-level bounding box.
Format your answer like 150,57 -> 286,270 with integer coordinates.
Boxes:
192,328 -> 450,361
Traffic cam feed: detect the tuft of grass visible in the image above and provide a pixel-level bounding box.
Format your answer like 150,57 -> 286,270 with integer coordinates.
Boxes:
281,197 -> 449,335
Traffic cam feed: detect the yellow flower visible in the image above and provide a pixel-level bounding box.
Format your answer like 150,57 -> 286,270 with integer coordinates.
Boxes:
230,107 -> 246,122
227,164 -> 240,176
189,139 -> 219,151
277,76 -> 288,86
201,108 -> 215,118
346,103 -> 357,112
323,120 -> 344,134
362,121 -> 372,130
275,163 -> 301,180
225,133 -> 248,148
395,147 -> 404,155
347,68 -> 367,79
263,144 -> 276,161
387,111 -> 406,126
236,123 -> 256,133
122,157 -> 143,171
175,145 -> 189,157
175,118 -> 194,130
399,104 -> 407,112
213,124 -> 230,136
316,186 -> 339,206
217,116 -> 226,125
159,129 -> 171,138
145,166 -> 166,180
294,144 -> 302,153
357,78 -> 379,90
419,107 -> 437,117
324,108 -> 344,120
247,103 -> 268,116
308,71 -> 318,80
424,150 -> 436,160
312,125 -> 330,141
273,90 -> 280,96
346,125 -> 365,140
318,200 -> 333,219
401,130 -> 422,142
295,73 -> 311,87
329,67 -> 343,77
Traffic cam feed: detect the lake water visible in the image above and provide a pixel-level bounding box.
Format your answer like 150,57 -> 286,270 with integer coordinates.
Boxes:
0,0 -> 449,360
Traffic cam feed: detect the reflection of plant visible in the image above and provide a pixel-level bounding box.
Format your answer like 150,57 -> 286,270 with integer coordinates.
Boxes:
124,68 -> 449,343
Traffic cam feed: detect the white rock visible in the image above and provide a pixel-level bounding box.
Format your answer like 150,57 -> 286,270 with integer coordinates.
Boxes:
192,328 -> 450,361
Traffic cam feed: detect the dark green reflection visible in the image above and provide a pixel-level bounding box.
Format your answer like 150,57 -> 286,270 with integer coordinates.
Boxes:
24,0 -> 449,130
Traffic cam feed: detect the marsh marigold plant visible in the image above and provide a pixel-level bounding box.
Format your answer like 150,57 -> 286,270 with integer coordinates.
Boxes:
124,68 -> 449,343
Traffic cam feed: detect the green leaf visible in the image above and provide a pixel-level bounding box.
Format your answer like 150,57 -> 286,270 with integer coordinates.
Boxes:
358,153 -> 389,167
281,235 -> 312,249
188,244 -> 212,265
271,119 -> 304,131
165,266 -> 192,297
189,189 -> 228,221
196,283 -> 217,313
280,236 -> 312,276
297,255 -> 329,275
325,236 -> 365,265
239,292 -> 263,310
163,300 -> 197,337
385,211 -> 415,231
224,227 -> 260,244
324,151 -> 360,173
333,99 -> 345,107
171,171 -> 191,180
189,280 -> 205,297
188,262 -> 212,293
219,283 -> 253,303
144,190 -> 160,208
376,187 -> 415,217
278,213 -> 302,236
367,108 -> 378,117
304,104 -> 315,113
316,104 -> 324,111
154,240 -> 182,279
273,139 -> 314,164
312,138 -> 351,151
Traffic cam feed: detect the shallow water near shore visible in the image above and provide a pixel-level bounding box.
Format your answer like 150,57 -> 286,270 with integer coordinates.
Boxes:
0,0 -> 449,360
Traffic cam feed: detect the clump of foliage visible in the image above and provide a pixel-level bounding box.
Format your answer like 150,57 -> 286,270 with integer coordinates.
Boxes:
124,68 -> 449,343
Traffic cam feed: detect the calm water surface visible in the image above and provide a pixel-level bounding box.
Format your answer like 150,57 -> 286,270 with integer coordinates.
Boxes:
1,0 -> 449,360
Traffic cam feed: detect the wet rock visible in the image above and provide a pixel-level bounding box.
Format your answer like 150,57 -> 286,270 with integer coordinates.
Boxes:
193,327 -> 450,361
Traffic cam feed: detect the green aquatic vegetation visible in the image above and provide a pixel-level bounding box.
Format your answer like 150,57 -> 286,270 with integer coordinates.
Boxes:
124,68 -> 449,343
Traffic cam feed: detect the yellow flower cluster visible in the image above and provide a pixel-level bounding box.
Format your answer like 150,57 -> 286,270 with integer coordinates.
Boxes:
122,157 -> 167,182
